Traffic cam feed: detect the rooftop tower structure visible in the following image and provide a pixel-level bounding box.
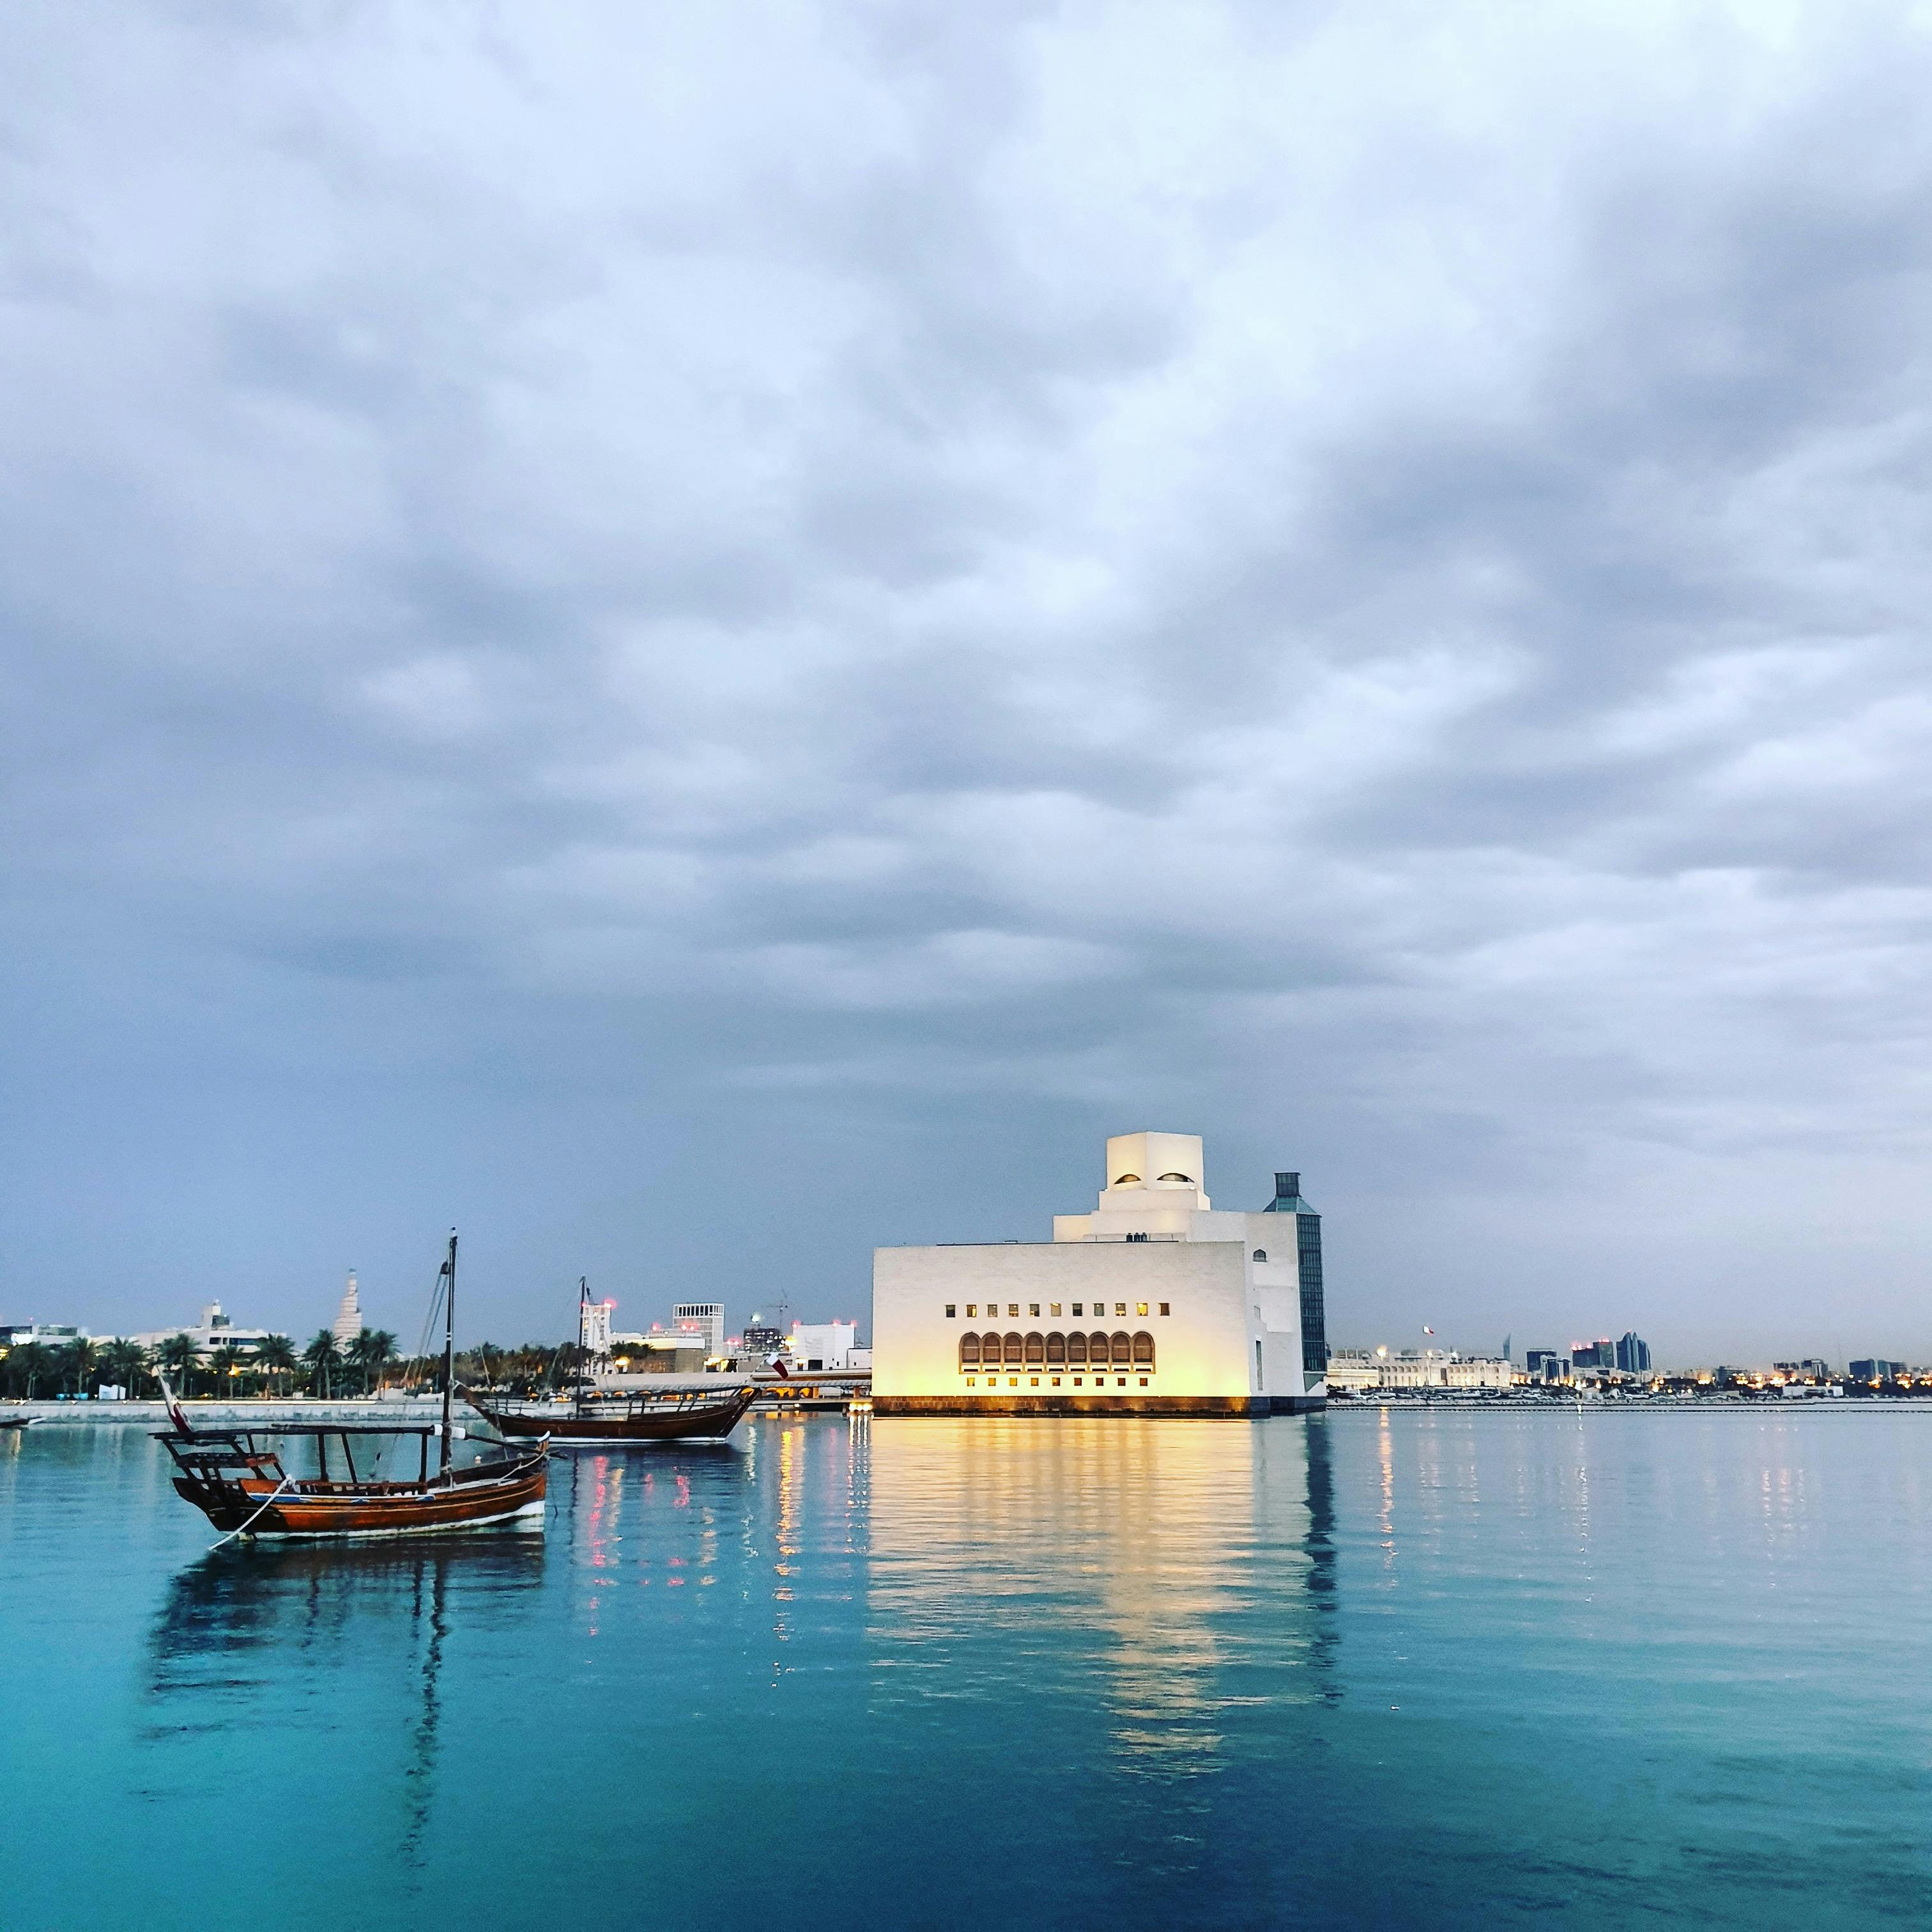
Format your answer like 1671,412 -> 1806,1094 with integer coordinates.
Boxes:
332,1271 -> 362,1349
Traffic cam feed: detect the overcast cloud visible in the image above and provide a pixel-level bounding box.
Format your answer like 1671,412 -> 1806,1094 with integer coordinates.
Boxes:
4,1 -> 1930,1361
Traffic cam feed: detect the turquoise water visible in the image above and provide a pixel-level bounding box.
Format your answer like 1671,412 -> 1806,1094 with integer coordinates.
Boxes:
3,1409 -> 1928,1929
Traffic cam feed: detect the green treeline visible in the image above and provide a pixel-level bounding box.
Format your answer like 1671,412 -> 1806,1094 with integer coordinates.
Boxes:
0,1334 -> 579,1402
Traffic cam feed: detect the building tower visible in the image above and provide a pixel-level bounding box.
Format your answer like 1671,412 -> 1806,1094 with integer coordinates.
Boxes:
332,1270 -> 362,1349
673,1303 -> 725,1358
1261,1173 -> 1329,1382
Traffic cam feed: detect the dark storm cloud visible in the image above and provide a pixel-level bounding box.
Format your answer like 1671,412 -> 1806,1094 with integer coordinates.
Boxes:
4,1 -> 1931,1358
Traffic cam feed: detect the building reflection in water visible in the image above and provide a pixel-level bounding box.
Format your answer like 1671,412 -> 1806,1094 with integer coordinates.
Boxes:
865,1415 -> 1337,1779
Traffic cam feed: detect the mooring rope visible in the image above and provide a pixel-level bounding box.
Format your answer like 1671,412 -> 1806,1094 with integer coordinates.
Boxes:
208,1472 -> 299,1551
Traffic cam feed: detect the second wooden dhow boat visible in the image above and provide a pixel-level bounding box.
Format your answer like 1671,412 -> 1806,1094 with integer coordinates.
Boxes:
472,1381 -> 757,1444
470,1275 -> 755,1444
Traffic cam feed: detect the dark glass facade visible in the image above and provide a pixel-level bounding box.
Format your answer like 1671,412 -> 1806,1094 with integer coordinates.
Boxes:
1296,1212 -> 1327,1374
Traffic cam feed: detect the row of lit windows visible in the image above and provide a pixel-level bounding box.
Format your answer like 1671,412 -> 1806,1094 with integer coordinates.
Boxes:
960,1331 -> 1156,1370
967,1377 -> 1154,1390
945,1301 -> 1169,1319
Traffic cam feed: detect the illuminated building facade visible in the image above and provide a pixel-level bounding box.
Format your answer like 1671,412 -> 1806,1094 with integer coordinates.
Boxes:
871,1132 -> 1329,1416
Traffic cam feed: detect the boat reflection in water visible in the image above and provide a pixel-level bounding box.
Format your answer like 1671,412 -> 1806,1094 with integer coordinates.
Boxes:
863,1414 -> 1336,1889
146,1531 -> 546,1876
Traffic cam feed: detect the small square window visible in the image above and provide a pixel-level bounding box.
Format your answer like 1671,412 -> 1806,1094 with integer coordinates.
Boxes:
1115,1303 -> 1126,1317
1072,1303 -> 1084,1317
1031,1377 -> 1039,1386
1074,1376 -> 1084,1386
1117,1377 -> 1126,1386
1159,1303 -> 1170,1316
946,1305 -> 956,1319
1139,1377 -> 1149,1386
1029,1303 -> 1040,1317
1050,1303 -> 1062,1317
1052,1376 -> 1061,1386
966,1304 -> 977,1317
966,1377 -> 976,1387
1135,1302 -> 1148,1317
1008,1304 -> 1019,1318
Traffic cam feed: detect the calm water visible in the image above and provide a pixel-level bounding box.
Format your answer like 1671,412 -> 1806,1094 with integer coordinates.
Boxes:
3,1409 -> 1929,1929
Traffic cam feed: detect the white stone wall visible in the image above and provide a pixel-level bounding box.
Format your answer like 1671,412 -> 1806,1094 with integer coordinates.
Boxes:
871,1241 -> 1256,1400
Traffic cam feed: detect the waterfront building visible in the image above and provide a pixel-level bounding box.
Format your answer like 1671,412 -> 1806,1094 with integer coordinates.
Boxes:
1324,1349 -> 1379,1393
610,1331 -> 709,1374
1328,1347 -> 1518,1393
1525,1349 -> 1567,1383
332,1271 -> 362,1349
1850,1358 -> 1906,1384
1614,1332 -> 1652,1374
1,1321 -> 89,1347
740,1321 -> 786,1366
131,1303 -> 272,1360
870,1131 -> 1329,1416
673,1303 -> 725,1356
785,1321 -> 863,1370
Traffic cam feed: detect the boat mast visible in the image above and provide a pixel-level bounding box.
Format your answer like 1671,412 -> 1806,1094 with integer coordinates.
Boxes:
576,1276 -> 590,1416
440,1229 -> 457,1476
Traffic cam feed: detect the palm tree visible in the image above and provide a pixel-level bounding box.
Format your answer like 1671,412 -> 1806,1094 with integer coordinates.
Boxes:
257,1334 -> 297,1396
59,1337 -> 99,1397
155,1332 -> 201,1399
209,1342 -> 246,1397
99,1338 -> 150,1399
12,1340 -> 53,1399
365,1329 -> 399,1393
302,1330 -> 341,1400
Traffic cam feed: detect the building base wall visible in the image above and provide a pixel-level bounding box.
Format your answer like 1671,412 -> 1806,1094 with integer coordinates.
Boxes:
1268,1394 -> 1328,1414
871,1394 -> 1268,1418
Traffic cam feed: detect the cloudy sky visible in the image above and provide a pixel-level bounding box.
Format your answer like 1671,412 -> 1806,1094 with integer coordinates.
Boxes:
4,1 -> 1929,1363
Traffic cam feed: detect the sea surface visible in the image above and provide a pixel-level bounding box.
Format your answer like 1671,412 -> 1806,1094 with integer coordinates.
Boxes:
3,1407 -> 1928,1930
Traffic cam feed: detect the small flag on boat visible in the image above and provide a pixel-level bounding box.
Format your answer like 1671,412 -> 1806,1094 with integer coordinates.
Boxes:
1423,1326 -> 1434,1335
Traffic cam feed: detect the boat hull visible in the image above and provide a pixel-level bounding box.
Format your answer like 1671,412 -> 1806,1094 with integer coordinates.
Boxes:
171,1457 -> 548,1538
476,1386 -> 756,1443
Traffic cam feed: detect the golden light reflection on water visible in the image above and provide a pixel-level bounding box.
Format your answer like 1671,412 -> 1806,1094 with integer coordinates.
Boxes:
864,1418 -> 1335,1779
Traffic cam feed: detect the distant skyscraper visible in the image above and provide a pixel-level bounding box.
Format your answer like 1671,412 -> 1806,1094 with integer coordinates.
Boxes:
332,1270 -> 362,1348
1614,1331 -> 1651,1374
674,1303 -> 725,1357
579,1298 -> 613,1356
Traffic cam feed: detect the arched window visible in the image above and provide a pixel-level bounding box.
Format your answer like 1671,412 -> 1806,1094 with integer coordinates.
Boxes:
981,1332 -> 1002,1365
1045,1333 -> 1066,1366
1024,1333 -> 1045,1365
1112,1173 -> 1140,1186
1003,1332 -> 1025,1366
1132,1331 -> 1155,1369
1110,1331 -> 1133,1366
1157,1172 -> 1193,1183
1066,1332 -> 1088,1365
1252,1248 -> 1268,1262
1089,1332 -> 1111,1367
959,1334 -> 981,1368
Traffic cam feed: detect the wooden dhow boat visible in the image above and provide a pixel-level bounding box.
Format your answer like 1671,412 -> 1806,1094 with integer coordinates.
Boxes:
470,1276 -> 756,1445
155,1231 -> 548,1540
472,1381 -> 758,1445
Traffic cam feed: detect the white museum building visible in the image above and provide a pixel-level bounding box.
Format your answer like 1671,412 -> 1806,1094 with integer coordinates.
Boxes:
871,1132 -> 1329,1416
